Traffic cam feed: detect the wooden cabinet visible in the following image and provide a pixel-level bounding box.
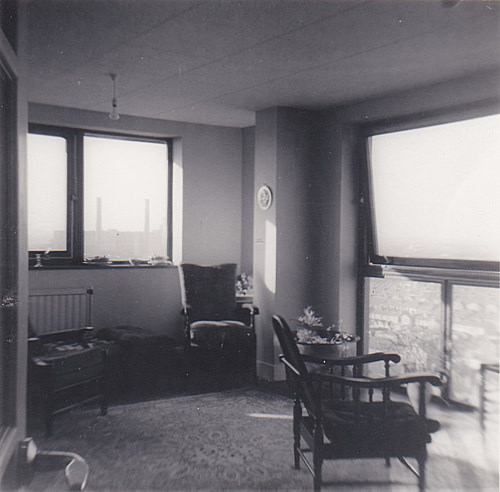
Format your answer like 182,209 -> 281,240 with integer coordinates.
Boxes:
28,344 -> 107,435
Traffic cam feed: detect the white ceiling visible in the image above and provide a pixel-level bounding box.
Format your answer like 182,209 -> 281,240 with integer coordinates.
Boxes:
25,0 -> 500,128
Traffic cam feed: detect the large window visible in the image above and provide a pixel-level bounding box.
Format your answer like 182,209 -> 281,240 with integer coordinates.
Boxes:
27,126 -> 172,265
367,113 -> 500,269
362,110 -> 500,407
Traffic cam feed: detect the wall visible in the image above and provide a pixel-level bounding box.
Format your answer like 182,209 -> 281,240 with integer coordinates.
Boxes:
275,109 -> 321,326
253,107 -> 330,379
253,108 -> 278,379
241,126 -> 255,274
29,266 -> 184,340
28,104 -> 246,338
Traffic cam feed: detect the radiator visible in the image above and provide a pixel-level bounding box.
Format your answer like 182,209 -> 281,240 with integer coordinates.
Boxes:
28,287 -> 94,336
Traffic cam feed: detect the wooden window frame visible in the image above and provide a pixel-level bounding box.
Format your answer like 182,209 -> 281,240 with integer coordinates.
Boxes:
28,124 -> 173,267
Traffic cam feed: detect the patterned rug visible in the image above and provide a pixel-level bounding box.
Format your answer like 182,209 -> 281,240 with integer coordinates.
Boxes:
20,388 -> 499,491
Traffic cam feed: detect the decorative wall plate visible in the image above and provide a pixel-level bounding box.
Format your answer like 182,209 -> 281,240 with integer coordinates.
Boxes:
257,184 -> 273,210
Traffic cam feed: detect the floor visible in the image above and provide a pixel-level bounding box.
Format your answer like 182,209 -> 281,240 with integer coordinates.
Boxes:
17,371 -> 500,491
424,399 -> 498,491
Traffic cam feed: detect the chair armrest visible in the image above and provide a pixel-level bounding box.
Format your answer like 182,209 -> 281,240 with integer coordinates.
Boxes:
311,371 -> 442,388
384,372 -> 443,387
234,304 -> 258,330
302,352 -> 401,367
31,357 -> 51,368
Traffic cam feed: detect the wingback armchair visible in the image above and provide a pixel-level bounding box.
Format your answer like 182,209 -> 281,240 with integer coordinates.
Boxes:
178,263 -> 258,380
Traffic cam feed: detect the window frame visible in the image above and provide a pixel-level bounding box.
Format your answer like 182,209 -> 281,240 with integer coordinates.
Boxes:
360,103 -> 500,274
357,102 -> 500,406
28,124 -> 79,265
27,124 -> 173,267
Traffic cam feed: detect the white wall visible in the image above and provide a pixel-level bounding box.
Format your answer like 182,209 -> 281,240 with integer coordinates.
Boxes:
253,108 -> 279,379
253,107 -> 331,379
241,126 -> 255,274
28,104 -> 246,338
29,266 -> 184,340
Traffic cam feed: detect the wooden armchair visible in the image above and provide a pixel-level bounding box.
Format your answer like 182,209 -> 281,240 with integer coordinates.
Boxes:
272,314 -> 441,492
178,263 -> 258,380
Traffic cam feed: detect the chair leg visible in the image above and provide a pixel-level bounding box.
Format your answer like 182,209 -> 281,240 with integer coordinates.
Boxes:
313,424 -> 323,492
293,399 -> 301,469
100,395 -> 108,416
418,457 -> 426,492
313,453 -> 322,492
385,457 -> 391,467
44,393 -> 54,437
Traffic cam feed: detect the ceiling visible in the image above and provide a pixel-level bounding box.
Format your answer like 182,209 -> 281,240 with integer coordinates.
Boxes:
25,0 -> 500,128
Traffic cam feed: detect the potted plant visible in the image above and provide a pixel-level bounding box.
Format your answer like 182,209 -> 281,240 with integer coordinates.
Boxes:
294,306 -> 359,358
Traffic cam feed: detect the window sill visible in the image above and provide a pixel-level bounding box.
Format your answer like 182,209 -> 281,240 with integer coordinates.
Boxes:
362,263 -> 500,286
29,263 -> 177,271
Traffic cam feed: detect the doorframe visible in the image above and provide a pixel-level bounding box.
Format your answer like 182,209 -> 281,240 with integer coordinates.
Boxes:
0,5 -> 28,481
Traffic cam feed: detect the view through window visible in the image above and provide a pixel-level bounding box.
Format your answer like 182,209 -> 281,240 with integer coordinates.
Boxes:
367,277 -> 499,407
84,135 -> 169,261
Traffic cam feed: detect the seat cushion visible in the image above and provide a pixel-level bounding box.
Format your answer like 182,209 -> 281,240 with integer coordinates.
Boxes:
96,325 -> 176,348
320,400 -> 431,458
190,320 -> 252,349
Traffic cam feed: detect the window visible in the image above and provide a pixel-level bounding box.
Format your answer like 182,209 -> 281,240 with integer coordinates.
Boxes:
27,132 -> 69,253
361,109 -> 500,408
367,113 -> 500,269
366,276 -> 499,407
84,135 -> 169,261
27,125 -> 173,265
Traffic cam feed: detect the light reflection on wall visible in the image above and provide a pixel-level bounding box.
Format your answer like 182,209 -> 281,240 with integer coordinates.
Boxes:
265,219 -> 276,293
172,158 -> 183,264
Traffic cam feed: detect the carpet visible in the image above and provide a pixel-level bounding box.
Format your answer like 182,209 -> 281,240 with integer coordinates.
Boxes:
19,388 -> 499,491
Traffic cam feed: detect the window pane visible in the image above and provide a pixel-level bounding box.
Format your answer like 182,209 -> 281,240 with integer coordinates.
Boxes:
369,113 -> 500,262
27,133 -> 67,251
367,277 -> 443,377
450,284 -> 499,407
84,135 -> 168,261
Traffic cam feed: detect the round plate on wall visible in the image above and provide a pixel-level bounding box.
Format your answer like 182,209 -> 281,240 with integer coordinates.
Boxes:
257,184 -> 273,210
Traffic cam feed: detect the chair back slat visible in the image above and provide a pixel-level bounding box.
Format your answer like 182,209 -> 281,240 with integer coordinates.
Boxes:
272,314 -> 319,418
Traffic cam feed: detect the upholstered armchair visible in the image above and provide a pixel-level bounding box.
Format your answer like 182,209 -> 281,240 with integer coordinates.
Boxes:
178,263 -> 258,380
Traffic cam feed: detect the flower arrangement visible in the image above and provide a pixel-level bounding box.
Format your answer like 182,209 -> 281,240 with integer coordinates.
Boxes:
236,272 -> 253,296
295,306 -> 358,345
